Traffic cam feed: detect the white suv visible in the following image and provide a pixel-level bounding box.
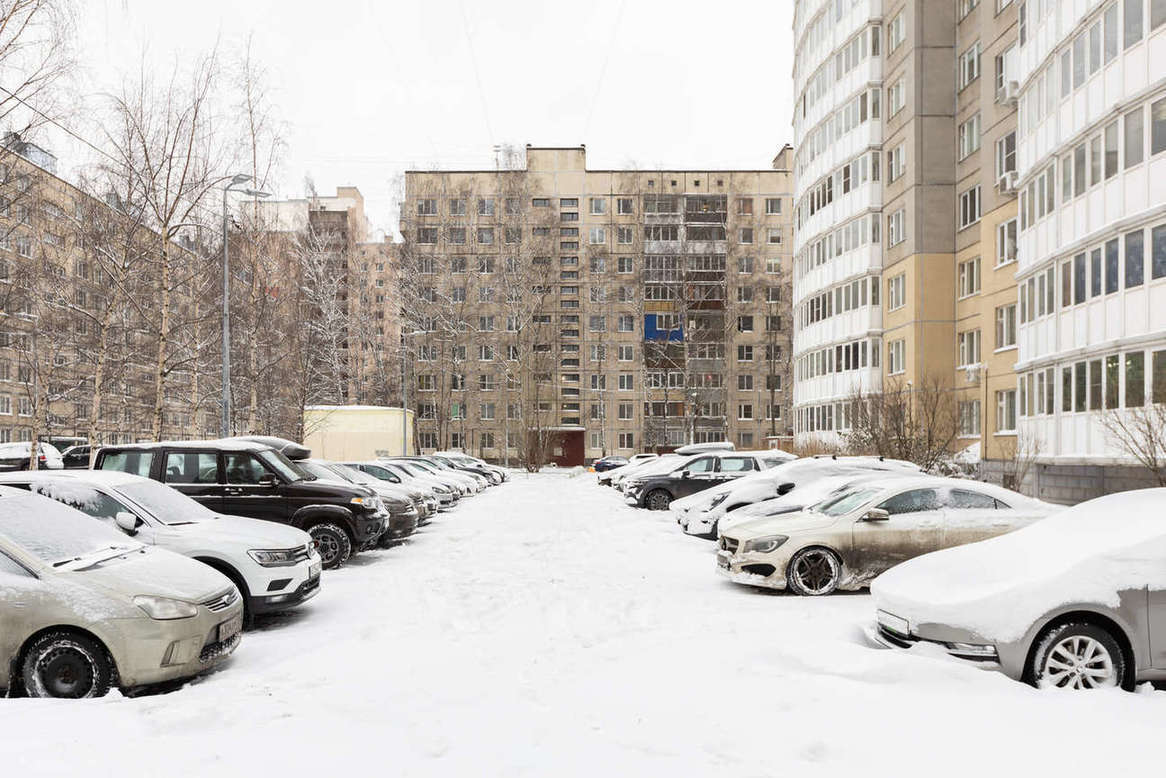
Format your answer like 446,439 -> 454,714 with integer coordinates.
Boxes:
0,471 -> 321,624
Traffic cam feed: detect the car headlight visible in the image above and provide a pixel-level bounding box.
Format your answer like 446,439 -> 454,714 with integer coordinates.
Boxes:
707,493 -> 729,510
742,535 -> 788,554
133,595 -> 198,620
248,548 -> 299,567
350,496 -> 378,510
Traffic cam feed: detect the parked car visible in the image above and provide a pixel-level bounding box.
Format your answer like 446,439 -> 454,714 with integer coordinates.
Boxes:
384,457 -> 477,496
0,442 -> 64,472
715,472 -> 915,534
94,440 -> 386,570
60,444 -> 93,469
717,477 -> 1056,595
429,453 -> 500,485
0,471 -> 321,624
434,452 -> 509,482
625,450 -> 793,510
0,486 -> 243,698
590,455 -> 629,473
352,461 -> 459,509
225,435 -> 312,460
334,461 -> 438,521
411,456 -> 489,490
871,489 -> 1166,691
672,456 -> 918,538
603,454 -> 682,489
295,459 -> 419,545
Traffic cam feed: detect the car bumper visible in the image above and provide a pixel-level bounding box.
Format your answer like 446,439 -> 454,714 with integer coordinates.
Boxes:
356,514 -> 388,548
386,508 -> 419,539
715,549 -> 786,590
870,617 -> 1007,673
247,551 -> 321,612
251,569 -> 322,614
108,599 -> 244,688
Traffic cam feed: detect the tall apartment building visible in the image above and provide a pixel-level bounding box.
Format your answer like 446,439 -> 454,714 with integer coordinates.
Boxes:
400,146 -> 794,466
792,0 -> 1021,468
1011,0 -> 1166,498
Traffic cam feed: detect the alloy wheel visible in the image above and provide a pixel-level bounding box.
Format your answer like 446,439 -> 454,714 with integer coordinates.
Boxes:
791,549 -> 839,595
1039,636 -> 1118,689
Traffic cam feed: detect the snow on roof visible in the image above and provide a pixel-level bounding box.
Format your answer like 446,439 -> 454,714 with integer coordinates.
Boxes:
0,470 -> 148,488
873,488 -> 1166,642
304,405 -> 408,412
101,439 -> 269,452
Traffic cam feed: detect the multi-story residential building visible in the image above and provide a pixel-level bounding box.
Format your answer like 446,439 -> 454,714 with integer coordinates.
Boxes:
1012,0 -> 1166,499
792,1 -> 1021,473
399,145 -> 794,466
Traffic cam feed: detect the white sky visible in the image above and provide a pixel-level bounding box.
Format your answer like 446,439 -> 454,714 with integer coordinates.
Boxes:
58,0 -> 794,236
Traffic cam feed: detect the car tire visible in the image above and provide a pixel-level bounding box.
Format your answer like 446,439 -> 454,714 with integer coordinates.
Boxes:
309,522 -> 352,570
1030,622 -> 1127,690
22,631 -> 114,699
645,489 -> 673,511
786,547 -> 842,596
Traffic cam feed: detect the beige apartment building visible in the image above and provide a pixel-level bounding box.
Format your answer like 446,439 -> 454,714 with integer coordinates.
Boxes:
399,146 -> 794,466
793,0 -> 1020,470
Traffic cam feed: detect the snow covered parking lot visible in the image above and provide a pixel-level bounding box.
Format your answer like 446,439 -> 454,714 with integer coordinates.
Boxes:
6,471 -> 1166,776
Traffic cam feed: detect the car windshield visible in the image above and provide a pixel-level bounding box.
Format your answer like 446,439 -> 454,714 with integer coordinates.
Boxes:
256,449 -> 303,482
117,479 -> 218,525
407,460 -> 440,474
813,487 -> 883,517
0,492 -> 142,564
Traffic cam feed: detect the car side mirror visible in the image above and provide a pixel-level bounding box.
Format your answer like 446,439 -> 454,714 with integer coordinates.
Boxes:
114,511 -> 141,535
258,473 -> 278,488
862,508 -> 890,522
776,482 -> 795,496
671,470 -> 686,480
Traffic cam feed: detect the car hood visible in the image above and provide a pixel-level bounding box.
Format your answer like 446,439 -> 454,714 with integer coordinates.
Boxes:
171,515 -> 310,549
721,509 -> 838,540
68,545 -> 233,603
872,488 -> 1166,642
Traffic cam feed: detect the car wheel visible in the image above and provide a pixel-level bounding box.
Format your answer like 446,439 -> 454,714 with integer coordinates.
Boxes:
645,489 -> 673,511
309,522 -> 352,570
786,547 -> 842,596
1030,622 -> 1126,690
22,631 -> 114,699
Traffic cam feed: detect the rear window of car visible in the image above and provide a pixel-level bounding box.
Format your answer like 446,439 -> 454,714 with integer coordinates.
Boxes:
719,457 -> 756,473
948,489 -> 1007,510
98,450 -> 155,477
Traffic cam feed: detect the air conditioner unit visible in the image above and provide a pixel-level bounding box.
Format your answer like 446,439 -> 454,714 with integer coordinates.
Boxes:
998,79 -> 1020,105
998,171 -> 1019,194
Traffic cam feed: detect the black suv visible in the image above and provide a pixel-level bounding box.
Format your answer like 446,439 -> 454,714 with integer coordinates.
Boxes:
93,440 -> 387,569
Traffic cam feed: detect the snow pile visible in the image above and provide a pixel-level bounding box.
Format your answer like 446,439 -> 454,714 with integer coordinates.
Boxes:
873,488 -> 1166,641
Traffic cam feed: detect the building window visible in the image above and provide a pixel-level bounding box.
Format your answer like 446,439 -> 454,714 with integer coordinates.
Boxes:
888,143 -> 906,182
995,131 -> 1016,177
888,340 -> 905,374
996,218 -> 1018,265
617,314 -> 634,332
957,329 -> 981,367
417,198 -> 436,215
888,78 -> 905,115
737,197 -> 754,215
617,197 -> 634,214
958,400 -> 981,437
738,375 -> 753,391
959,42 -> 981,90
589,227 -> 606,245
958,257 -> 981,298
618,432 -> 634,449
1125,106 -> 1145,168
618,345 -> 634,361
417,227 -> 437,244
996,389 -> 1017,433
767,228 -> 783,245
959,113 -> 981,160
887,209 -> 905,247
739,227 -> 754,244
765,198 -> 782,214
737,345 -> 754,362
617,226 -> 633,244
738,404 -> 754,420
589,197 -> 606,215
618,374 -> 634,391
959,185 -> 981,229
1125,0 -> 1144,48
995,304 -> 1017,349
888,12 -> 905,51
737,315 -> 754,332
887,273 -> 906,310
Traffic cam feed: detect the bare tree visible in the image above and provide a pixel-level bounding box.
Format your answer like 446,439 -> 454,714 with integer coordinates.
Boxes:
1100,405 -> 1166,486
0,0 -> 73,139
845,375 -> 961,471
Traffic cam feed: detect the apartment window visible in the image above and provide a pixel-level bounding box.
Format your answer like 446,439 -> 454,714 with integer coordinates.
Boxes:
590,374 -> 607,391
590,344 -> 606,362
888,12 -> 905,51
887,273 -> 906,310
767,228 -> 783,245
888,78 -> 905,115
957,330 -> 981,367
887,143 -> 906,182
737,316 -> 754,332
738,375 -> 754,391
765,198 -> 782,215
959,42 -> 981,90
959,400 -> 981,437
997,218 -> 1018,265
739,227 -> 754,244
996,389 -> 1017,433
995,304 -> 1017,349
766,257 -> 782,274
737,345 -> 754,362
448,198 -> 466,215
887,209 -> 906,247
888,340 -> 905,374
959,0 -> 979,18
590,256 -> 606,272
532,198 -> 550,208
589,197 -> 606,215
995,132 -> 1016,177
1126,229 -> 1145,288
959,185 -> 981,229
478,197 -> 495,216
618,345 -> 634,361
617,314 -> 634,332
618,374 -> 634,391
617,432 -> 634,449
588,315 -> 607,332
1125,0 -> 1144,48
1155,0 -> 1166,31
1152,97 -> 1166,156
617,256 -> 633,273
617,226 -> 633,244
448,227 -> 467,245
417,198 -> 436,215
737,286 -> 754,303
738,404 -> 754,421
736,197 -> 754,215
1125,106 -> 1145,169
959,114 -> 981,160
1153,224 -> 1166,280
417,227 -> 437,244
617,197 -> 634,214
958,257 -> 981,298
589,227 -> 606,245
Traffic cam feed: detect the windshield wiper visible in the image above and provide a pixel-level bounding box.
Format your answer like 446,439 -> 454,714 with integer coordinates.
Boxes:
53,544 -> 138,570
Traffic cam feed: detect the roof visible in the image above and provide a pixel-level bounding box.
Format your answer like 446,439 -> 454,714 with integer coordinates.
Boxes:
0,469 -> 148,488
100,439 -> 270,452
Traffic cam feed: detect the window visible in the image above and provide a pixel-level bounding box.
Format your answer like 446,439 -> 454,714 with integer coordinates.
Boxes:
1125,0 -> 1144,48
532,198 -> 550,208
739,227 -> 754,244
888,143 -> 906,182
1155,0 -> 1166,30
617,197 -> 634,214
958,329 -> 981,367
995,132 -> 1016,177
887,273 -> 906,310
888,12 -> 905,51
617,226 -> 633,244
959,42 -> 981,90
959,185 -> 981,229
618,374 -> 634,391
1126,229 -> 1145,288
997,218 -> 1018,264
478,197 -> 494,216
618,345 -> 634,361
995,304 -> 1017,349
417,227 -> 437,244
738,404 -> 754,420
959,113 -> 981,160
1152,97 -> 1166,157
738,375 -> 754,391
417,198 -> 437,215
1126,106 -> 1145,168
590,344 -> 606,362
959,0 -> 979,19
588,315 -> 606,332
888,78 -> 906,115
589,197 -> 606,215
765,198 -> 782,214
887,209 -> 905,247
737,345 -> 754,362
589,227 -> 606,245
737,316 -> 754,332
618,433 -> 634,449
617,314 -> 634,332
958,257 -> 981,298
1126,351 -> 1146,406
1153,224 -> 1166,280
888,340 -> 905,374
996,389 -> 1017,432
959,400 -> 981,437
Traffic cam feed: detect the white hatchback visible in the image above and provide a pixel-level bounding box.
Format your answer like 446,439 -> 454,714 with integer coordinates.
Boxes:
0,471 -> 321,624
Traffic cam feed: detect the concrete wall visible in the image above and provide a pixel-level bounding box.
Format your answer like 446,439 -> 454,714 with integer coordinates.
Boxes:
980,458 -> 1160,505
303,406 -> 414,460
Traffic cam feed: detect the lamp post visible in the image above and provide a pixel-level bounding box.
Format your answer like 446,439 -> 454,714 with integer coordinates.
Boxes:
221,175 -> 270,437
401,329 -> 425,454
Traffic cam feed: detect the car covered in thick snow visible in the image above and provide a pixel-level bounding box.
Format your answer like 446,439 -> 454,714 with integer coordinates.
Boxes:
0,441 -> 64,471
350,460 -> 459,509
871,488 -> 1166,691
0,486 -> 244,698
672,456 -> 919,538
716,477 -> 1055,595
0,471 -> 321,624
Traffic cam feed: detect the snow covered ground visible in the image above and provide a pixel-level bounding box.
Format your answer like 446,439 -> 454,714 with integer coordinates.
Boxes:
5,471 -> 1166,776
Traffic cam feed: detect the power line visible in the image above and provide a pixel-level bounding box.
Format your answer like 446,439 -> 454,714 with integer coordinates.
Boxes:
0,85 -> 120,169
457,0 -> 495,146
583,0 -> 628,140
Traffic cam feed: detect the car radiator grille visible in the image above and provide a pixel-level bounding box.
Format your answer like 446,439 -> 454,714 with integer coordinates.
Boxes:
201,588 -> 240,613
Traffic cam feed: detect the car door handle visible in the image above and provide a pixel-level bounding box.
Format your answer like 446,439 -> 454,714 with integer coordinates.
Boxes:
224,487 -> 244,495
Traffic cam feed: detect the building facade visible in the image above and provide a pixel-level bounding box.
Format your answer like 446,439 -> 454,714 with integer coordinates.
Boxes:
400,146 -> 794,466
792,0 -> 1021,467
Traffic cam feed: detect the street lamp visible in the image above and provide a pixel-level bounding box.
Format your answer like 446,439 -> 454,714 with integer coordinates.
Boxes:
401,329 -> 426,454
221,174 -> 270,437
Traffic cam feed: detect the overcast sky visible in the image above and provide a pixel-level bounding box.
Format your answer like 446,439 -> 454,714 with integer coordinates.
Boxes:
62,0 -> 794,237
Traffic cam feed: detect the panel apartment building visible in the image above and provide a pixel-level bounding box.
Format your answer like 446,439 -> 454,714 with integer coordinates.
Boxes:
400,146 -> 794,466
792,0 -> 1022,468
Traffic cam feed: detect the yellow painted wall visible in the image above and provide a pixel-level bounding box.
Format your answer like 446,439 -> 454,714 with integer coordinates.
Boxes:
302,406 -> 415,460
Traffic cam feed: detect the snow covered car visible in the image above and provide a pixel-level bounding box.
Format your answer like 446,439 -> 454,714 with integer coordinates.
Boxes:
716,477 -> 1055,595
871,488 -> 1166,691
430,453 -> 500,485
0,441 -> 64,471
435,452 -> 509,482
589,455 -> 628,473
334,462 -> 438,522
598,454 -> 670,488
351,461 -> 459,509
387,457 -> 481,495
0,471 -> 321,624
0,486 -> 243,698
625,450 -> 793,510
673,456 -> 918,538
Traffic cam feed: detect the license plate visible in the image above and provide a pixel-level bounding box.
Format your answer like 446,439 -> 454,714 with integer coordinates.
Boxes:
218,613 -> 243,643
716,552 -> 731,570
308,561 -> 321,579
876,610 -> 909,636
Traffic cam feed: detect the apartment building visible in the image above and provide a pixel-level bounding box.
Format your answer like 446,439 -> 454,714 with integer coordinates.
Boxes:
792,0 -> 1021,468
1011,0 -> 1166,498
400,146 -> 794,466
